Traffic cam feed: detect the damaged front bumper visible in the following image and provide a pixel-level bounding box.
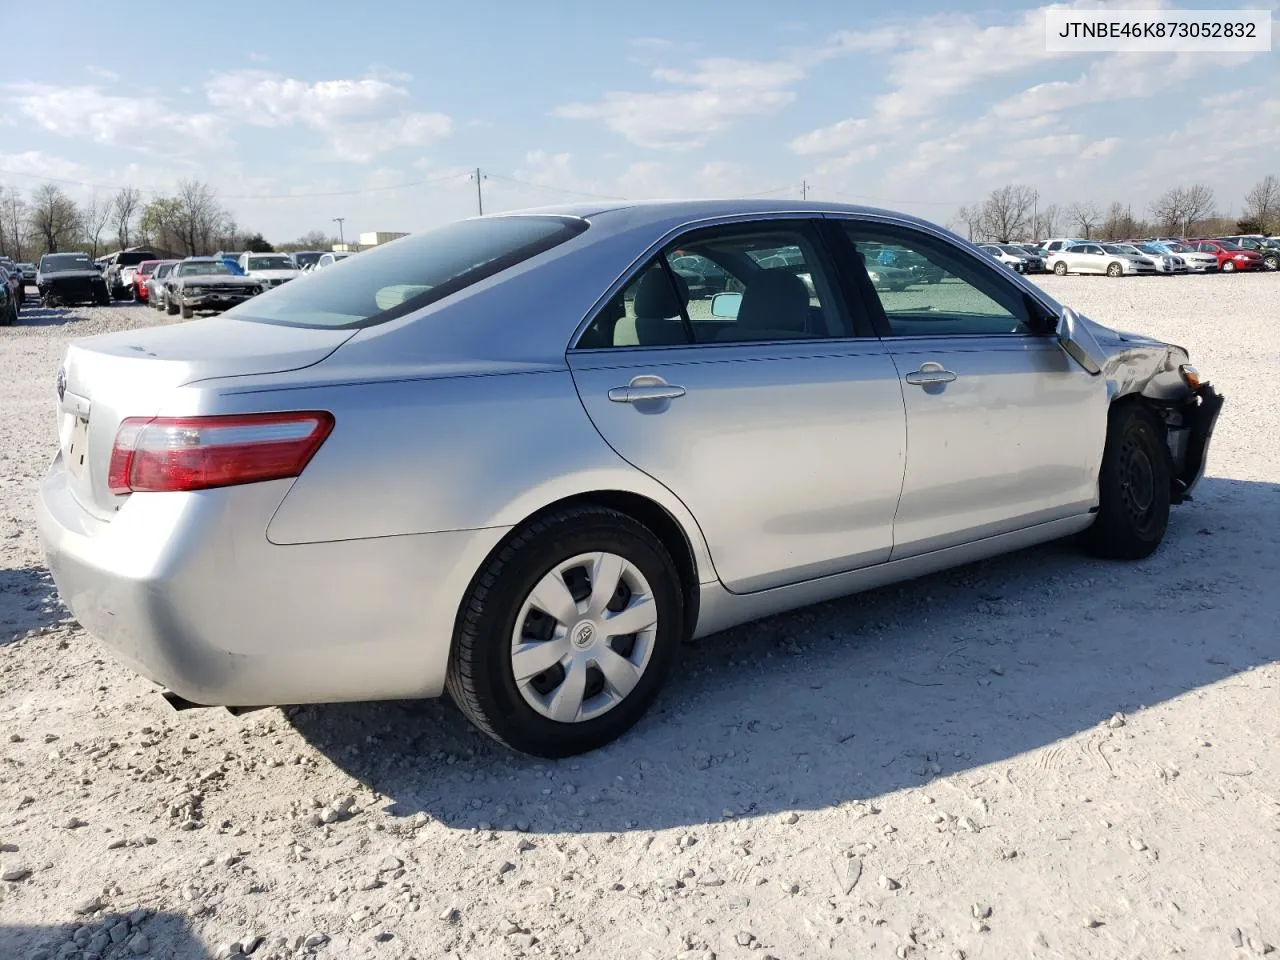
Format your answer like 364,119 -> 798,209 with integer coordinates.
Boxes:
1169,383 -> 1224,504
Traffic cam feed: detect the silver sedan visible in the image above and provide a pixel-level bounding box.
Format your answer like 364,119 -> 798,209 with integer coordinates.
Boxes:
38,200 -> 1224,757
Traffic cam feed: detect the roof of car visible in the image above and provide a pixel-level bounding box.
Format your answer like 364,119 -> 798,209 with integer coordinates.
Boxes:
501,198 -> 940,231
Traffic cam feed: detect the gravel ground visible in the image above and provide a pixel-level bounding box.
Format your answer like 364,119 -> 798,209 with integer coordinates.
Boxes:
2,275 -> 1278,960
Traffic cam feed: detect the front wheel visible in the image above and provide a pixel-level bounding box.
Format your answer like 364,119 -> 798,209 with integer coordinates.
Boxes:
1264,254 -> 1278,271
1053,261 -> 1068,276
1106,262 -> 1123,278
1081,403 -> 1171,560
447,505 -> 683,758
165,296 -> 179,316
180,304 -> 194,319
1221,260 -> 1235,273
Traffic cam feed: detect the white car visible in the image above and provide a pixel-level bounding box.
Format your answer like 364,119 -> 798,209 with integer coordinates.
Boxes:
1047,242 -> 1157,277
1113,242 -> 1189,275
1146,241 -> 1218,273
315,251 -> 354,270
978,243 -> 1031,273
1038,237 -> 1085,258
238,252 -> 302,289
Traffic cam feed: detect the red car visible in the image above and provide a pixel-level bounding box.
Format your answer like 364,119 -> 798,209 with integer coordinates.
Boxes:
1187,239 -> 1265,273
131,260 -> 164,302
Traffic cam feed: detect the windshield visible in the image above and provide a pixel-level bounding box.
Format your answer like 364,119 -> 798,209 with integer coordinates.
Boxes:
155,264 -> 174,277
178,261 -> 236,276
246,255 -> 295,271
1139,244 -> 1165,255
292,251 -> 323,267
1216,240 -> 1243,251
41,254 -> 94,273
998,245 -> 1027,255
228,215 -> 587,329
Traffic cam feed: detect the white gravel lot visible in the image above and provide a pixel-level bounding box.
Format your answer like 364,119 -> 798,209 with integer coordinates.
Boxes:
2,275 -> 1278,960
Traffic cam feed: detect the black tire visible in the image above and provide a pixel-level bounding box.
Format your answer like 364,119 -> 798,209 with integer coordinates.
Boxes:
1106,261 -> 1123,278
1081,402 -> 1171,560
1053,261 -> 1068,276
1264,254 -> 1278,271
165,296 -> 179,316
447,505 -> 683,758
181,304 -> 194,319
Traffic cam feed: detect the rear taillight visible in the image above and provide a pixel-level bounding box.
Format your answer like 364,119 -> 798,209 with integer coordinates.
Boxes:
107,411 -> 334,495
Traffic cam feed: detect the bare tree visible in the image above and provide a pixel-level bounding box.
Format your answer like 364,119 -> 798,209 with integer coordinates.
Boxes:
1181,183 -> 1216,235
1035,203 -> 1060,241
0,186 -> 30,260
1149,187 -> 1184,235
952,204 -> 984,241
1066,200 -> 1101,239
113,186 -> 142,249
173,179 -> 223,255
1242,174 -> 1279,234
1101,201 -> 1142,241
83,195 -> 114,258
27,184 -> 81,254
980,184 -> 1037,242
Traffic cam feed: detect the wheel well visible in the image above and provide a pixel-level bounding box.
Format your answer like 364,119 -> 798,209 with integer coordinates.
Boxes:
533,491 -> 701,641
1108,394 -> 1182,497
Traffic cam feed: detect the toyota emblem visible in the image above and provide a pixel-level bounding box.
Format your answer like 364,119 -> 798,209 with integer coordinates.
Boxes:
56,366 -> 66,402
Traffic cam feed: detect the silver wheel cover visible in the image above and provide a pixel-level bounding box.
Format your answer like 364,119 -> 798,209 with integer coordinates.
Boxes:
510,552 -> 658,723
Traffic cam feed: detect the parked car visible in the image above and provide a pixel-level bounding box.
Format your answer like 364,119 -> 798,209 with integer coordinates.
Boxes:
161,257 -> 264,318
1112,242 -> 1188,275
145,261 -> 179,309
0,266 -> 19,323
1142,240 -> 1218,273
0,268 -> 16,326
0,259 -> 23,306
1048,242 -> 1156,277
978,243 -> 1045,273
290,250 -> 325,271
238,252 -> 302,289
1187,239 -> 1265,273
130,260 -> 166,304
36,252 -> 110,306
1038,237 -> 1085,258
35,200 -> 1224,757
99,249 -> 159,300
17,262 -> 37,284
1219,236 -> 1279,271
315,251 -> 353,270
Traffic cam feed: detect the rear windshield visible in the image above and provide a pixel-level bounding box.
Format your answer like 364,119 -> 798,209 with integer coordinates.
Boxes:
292,252 -> 322,267
115,251 -> 157,266
41,254 -> 94,273
228,215 -> 587,329
246,255 -> 295,271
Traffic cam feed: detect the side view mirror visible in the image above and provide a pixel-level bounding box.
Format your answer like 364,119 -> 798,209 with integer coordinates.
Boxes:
1056,306 -> 1104,376
711,291 -> 742,319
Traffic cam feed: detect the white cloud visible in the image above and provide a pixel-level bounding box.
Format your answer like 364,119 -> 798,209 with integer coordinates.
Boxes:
204,70 -> 451,162
554,57 -> 804,150
0,150 -> 93,184
789,117 -> 871,156
4,83 -> 224,153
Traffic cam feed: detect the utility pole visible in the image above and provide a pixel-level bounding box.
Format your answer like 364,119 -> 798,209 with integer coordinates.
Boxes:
473,168 -> 485,215
801,180 -> 808,201
1032,193 -> 1038,242
332,217 -> 345,249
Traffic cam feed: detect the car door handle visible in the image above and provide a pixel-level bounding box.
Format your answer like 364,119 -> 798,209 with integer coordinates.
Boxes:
608,383 -> 687,403
904,363 -> 957,386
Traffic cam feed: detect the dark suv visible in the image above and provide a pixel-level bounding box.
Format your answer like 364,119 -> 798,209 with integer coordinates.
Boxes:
100,248 -> 159,300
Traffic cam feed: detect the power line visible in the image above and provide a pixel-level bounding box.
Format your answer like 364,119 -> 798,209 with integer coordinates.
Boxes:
482,173 -> 629,202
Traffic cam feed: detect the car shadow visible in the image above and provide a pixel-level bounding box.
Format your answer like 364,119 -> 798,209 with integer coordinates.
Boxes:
282,474 -> 1276,833
0,566 -> 66,646
0,911 -> 211,960
13,305 -> 93,327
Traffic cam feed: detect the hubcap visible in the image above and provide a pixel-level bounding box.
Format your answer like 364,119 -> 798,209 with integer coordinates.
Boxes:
511,552 -> 658,724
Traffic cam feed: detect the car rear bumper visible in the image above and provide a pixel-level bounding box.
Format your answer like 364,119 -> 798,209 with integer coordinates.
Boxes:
37,454 -> 509,706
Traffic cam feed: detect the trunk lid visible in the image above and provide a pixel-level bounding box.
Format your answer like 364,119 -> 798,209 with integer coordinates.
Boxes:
57,317 -> 354,518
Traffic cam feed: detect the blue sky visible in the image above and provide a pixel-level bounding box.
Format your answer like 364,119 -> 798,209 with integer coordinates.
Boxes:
2,0 -> 1276,241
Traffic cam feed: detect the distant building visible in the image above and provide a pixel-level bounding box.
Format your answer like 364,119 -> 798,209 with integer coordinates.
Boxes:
358,231 -> 409,248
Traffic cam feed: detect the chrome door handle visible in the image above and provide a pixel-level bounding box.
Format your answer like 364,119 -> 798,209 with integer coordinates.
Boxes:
904,362 -> 957,386
608,375 -> 686,403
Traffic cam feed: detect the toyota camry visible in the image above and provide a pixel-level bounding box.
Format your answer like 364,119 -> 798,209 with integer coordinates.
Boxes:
38,200 -> 1224,757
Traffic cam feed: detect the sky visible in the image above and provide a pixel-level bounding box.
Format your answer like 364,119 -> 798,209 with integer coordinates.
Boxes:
2,0 -> 1277,242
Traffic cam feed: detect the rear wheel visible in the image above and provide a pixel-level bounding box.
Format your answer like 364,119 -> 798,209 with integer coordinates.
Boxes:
447,505 -> 683,757
1081,402 -> 1171,560
1053,261 -> 1068,276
